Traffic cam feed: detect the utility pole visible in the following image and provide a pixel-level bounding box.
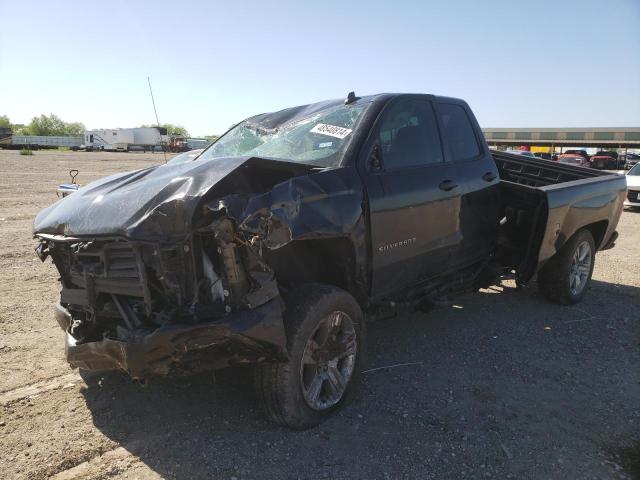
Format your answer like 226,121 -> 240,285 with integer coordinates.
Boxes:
147,76 -> 167,163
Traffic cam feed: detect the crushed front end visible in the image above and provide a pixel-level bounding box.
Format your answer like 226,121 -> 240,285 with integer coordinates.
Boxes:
35,227 -> 287,379
32,101 -> 370,380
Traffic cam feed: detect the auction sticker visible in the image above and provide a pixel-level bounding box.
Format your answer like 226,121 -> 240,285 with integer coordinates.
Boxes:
310,123 -> 352,139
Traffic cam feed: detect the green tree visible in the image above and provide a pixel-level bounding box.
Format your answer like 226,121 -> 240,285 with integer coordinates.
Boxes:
0,115 -> 11,129
26,114 -> 85,136
139,123 -> 189,137
64,121 -> 85,135
11,124 -> 29,135
28,114 -> 65,135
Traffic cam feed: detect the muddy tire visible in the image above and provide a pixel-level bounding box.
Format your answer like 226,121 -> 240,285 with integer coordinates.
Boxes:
254,284 -> 365,429
537,229 -> 596,305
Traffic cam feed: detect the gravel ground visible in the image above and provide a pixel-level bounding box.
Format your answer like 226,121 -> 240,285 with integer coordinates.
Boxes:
0,149 -> 638,479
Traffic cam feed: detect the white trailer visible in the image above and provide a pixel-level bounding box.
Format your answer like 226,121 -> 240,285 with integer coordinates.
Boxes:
83,127 -> 169,151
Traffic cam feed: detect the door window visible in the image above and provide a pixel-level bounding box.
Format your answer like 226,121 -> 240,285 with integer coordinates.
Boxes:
377,99 -> 443,169
435,103 -> 480,162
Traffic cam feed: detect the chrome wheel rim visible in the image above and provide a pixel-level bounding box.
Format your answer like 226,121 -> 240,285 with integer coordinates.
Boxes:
569,240 -> 592,295
300,311 -> 357,411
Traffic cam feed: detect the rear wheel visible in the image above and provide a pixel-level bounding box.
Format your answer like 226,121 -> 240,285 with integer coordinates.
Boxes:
254,284 -> 365,429
537,229 -> 596,304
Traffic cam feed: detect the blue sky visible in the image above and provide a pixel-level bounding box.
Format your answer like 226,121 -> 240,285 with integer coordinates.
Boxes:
1,0 -> 639,136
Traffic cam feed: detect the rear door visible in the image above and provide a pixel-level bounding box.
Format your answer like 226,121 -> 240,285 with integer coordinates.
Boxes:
434,101 -> 501,268
360,96 -> 466,298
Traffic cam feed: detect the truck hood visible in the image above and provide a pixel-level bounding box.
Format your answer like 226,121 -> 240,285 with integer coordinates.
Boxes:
33,156 -> 315,240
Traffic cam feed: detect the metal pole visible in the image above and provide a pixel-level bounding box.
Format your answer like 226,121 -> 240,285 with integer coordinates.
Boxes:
147,77 -> 167,164
625,146 -> 628,169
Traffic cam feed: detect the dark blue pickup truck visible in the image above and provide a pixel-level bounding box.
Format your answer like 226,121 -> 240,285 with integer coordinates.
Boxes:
34,93 -> 626,428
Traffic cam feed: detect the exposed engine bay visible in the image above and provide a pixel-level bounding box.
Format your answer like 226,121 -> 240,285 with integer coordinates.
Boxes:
36,209 -> 287,377
37,218 -> 279,343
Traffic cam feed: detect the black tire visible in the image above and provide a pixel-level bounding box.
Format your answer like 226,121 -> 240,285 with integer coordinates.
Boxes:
254,284 -> 365,429
537,229 -> 596,305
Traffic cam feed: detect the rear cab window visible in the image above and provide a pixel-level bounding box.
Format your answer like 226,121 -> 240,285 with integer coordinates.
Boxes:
435,103 -> 481,162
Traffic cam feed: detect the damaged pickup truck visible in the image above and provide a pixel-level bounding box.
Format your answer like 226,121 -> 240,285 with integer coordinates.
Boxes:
34,92 -> 626,429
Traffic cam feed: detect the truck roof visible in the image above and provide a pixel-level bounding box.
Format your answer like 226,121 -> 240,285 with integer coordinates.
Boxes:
246,93 -> 468,125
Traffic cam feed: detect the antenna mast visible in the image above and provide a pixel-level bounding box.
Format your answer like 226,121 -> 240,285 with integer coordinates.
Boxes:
147,76 -> 167,163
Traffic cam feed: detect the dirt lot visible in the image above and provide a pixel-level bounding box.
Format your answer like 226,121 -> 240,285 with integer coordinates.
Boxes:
0,149 -> 638,479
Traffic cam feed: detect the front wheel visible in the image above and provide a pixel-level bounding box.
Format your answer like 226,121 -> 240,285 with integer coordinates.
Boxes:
537,229 -> 596,304
254,284 -> 365,429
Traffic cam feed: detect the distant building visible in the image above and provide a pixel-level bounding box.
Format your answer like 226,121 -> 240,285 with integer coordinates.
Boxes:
482,128 -> 640,148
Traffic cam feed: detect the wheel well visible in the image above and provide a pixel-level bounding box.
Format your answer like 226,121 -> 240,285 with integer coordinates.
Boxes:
582,220 -> 608,249
266,238 -> 363,304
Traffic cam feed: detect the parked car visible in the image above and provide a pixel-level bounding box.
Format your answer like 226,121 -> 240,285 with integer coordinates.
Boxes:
594,151 -> 623,168
533,152 -> 552,160
595,150 -> 618,159
621,153 -> 640,170
564,149 -> 590,161
33,92 -> 626,429
590,155 -> 619,170
558,154 -> 591,167
506,149 -> 537,158
624,163 -> 640,208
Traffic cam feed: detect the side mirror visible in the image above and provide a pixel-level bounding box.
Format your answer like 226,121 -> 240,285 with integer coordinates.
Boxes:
370,144 -> 383,170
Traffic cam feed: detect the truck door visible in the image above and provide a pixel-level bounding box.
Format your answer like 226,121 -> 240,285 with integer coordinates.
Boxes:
433,102 -> 501,268
361,97 -> 465,298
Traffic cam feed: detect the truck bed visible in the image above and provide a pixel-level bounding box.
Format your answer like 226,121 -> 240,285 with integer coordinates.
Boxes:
491,150 -> 605,186
490,151 -> 626,283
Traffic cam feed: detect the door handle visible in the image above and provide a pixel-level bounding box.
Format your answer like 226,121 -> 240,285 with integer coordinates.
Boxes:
438,179 -> 458,191
482,172 -> 497,182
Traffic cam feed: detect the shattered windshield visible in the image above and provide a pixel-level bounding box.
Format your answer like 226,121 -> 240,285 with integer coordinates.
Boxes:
198,103 -> 368,166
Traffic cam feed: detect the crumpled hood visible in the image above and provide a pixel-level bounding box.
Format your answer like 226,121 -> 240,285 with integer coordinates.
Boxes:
33,156 -> 312,241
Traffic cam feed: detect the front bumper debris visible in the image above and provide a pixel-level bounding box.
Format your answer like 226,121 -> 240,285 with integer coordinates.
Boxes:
55,300 -> 288,379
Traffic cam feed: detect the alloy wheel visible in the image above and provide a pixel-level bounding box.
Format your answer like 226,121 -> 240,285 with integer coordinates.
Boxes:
569,240 -> 592,295
299,311 -> 357,411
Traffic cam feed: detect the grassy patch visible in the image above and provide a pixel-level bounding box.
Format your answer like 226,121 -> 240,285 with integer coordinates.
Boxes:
19,148 -> 33,156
